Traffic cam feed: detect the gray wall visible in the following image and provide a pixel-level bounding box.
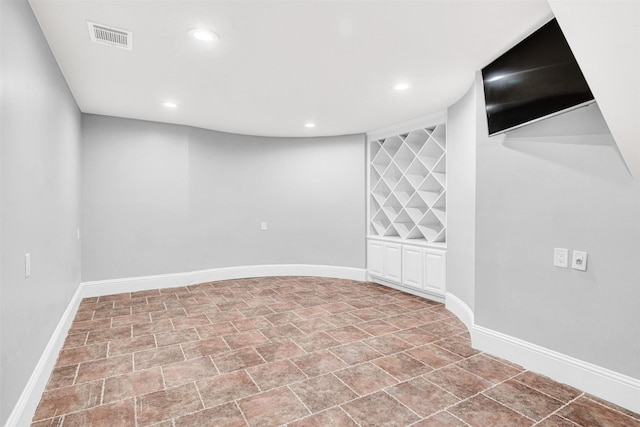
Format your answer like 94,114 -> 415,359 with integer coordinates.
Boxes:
446,82 -> 477,311
81,114 -> 366,281
0,0 -> 82,423
474,79 -> 640,378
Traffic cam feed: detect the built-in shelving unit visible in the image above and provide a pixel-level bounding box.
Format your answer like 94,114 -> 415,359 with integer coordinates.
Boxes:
369,123 -> 446,244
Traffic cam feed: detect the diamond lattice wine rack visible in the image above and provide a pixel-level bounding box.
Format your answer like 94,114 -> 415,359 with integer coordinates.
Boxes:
369,124 -> 446,244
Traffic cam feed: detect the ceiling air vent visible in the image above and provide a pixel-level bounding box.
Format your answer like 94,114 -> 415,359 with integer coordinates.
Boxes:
87,21 -> 133,50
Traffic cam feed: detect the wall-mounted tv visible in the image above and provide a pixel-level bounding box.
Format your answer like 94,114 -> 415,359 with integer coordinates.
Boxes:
481,18 -> 594,136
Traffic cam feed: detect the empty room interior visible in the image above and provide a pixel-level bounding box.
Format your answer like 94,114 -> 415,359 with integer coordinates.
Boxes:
1,0 -> 639,426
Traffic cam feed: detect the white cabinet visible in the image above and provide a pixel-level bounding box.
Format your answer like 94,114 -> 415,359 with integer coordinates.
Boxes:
424,248 -> 446,294
368,238 -> 446,301
402,245 -> 423,289
367,240 -> 402,282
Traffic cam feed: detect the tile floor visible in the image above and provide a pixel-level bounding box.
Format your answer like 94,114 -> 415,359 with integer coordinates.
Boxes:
32,277 -> 640,427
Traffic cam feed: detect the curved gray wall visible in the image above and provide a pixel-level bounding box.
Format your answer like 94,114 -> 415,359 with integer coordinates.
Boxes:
474,89 -> 640,378
81,114 -> 366,281
1,0 -> 82,423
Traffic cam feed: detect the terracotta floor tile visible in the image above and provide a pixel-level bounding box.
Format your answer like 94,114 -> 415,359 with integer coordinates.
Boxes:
387,377 -> 459,417
132,319 -> 174,337
134,345 -> 184,371
197,370 -> 259,408
33,380 -> 104,421
213,347 -> 265,373
172,314 -> 211,330
33,277 -> 640,427
363,334 -> 413,355
294,331 -> 341,352
246,359 -> 307,391
448,394 -> 533,427
238,387 -> 310,427
255,340 -> 306,362
173,402 -> 247,427
182,336 -> 230,359
434,336 -> 480,358
421,320 -> 466,338
293,350 -> 349,377
288,407 -> 358,427
136,383 -> 204,426
86,325 -> 132,345
393,327 -> 440,346
109,334 -> 157,356
45,365 -> 78,390
334,362 -> 397,395
62,332 -> 87,349
155,328 -> 199,347
76,354 -> 133,383
111,312 -> 151,327
558,396 -> 640,427
412,411 -> 468,427
456,353 -> 523,384
536,414 -> 581,426
341,391 -> 420,426
69,318 -> 111,333
260,323 -> 305,340
163,356 -> 219,387
61,398 -> 135,427
232,316 -> 273,331
324,313 -> 362,327
424,365 -> 492,400
407,344 -> 463,369
513,371 -> 582,403
224,330 -> 270,349
330,341 -> 384,366
290,373 -> 358,412
103,367 -> 164,403
293,317 -> 334,334
484,379 -> 564,421
357,319 -> 401,336
56,342 -> 108,366
373,352 -> 432,381
197,321 -> 238,338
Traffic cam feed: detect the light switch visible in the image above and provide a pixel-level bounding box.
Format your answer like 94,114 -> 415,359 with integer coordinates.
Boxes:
25,253 -> 31,278
261,222 -> 267,231
554,248 -> 568,268
572,250 -> 588,271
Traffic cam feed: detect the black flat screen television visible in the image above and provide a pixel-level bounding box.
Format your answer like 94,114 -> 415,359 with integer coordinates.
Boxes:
481,18 -> 594,136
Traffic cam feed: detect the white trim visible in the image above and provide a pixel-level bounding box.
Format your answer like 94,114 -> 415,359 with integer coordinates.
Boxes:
444,292 -> 474,332
81,264 -> 367,297
472,324 -> 640,414
5,286 -> 84,427
366,110 -> 447,141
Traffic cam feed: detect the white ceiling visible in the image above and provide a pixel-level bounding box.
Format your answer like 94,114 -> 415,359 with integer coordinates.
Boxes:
28,0 -> 553,137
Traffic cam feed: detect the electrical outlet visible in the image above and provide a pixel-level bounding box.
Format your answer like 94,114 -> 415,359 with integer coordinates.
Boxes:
572,250 -> 588,271
261,222 -> 267,231
554,248 -> 568,267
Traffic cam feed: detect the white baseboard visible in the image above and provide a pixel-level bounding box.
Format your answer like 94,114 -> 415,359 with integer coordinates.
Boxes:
444,292 -> 474,332
368,275 -> 445,303
81,264 -> 367,297
5,286 -> 84,427
472,324 -> 640,414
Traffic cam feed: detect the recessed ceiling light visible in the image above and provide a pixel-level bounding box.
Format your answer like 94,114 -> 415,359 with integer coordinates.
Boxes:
188,28 -> 218,42
304,123 -> 316,128
162,102 -> 178,108
394,83 -> 410,91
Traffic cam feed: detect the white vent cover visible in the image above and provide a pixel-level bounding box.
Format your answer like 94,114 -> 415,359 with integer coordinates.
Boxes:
87,21 -> 133,50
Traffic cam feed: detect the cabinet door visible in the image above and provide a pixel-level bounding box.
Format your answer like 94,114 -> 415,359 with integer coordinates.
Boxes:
402,245 -> 423,289
384,243 -> 402,282
367,240 -> 385,277
424,250 -> 446,293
